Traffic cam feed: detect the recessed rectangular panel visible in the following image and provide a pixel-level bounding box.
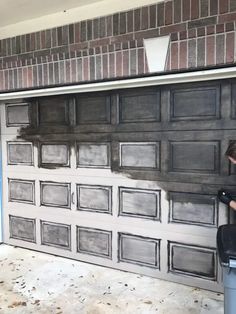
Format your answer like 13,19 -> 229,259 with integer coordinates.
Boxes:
9,215 -> 36,242
77,185 -> 112,213
170,86 -> 220,121
169,242 -> 216,280
9,179 -> 35,204
77,143 -> 110,168
120,142 -> 159,169
76,95 -> 111,124
119,91 -> 160,123
169,192 -> 217,226
41,221 -> 71,249
6,103 -> 30,126
119,187 -> 160,220
119,233 -> 160,268
40,182 -> 70,208
7,142 -> 33,165
77,227 -> 112,258
170,141 -> 219,173
40,143 -> 69,167
38,96 -> 69,125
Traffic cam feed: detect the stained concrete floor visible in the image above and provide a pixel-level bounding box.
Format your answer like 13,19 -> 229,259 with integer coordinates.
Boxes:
0,244 -> 223,314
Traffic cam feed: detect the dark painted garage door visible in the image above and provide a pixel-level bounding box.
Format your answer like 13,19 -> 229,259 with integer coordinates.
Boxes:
2,79 -> 235,292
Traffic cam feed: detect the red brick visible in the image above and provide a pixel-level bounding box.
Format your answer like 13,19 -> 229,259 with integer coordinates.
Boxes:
110,33 -> 133,44
165,1 -> 173,25
141,6 -> 149,30
207,25 -> 215,35
122,50 -> 129,76
226,22 -> 234,32
171,42 -> 179,69
138,48 -> 145,74
219,0 -> 229,13
183,0 -> 190,21
179,41 -> 187,68
197,27 -> 205,37
27,66 -> 33,88
216,24 -> 225,33
109,53 -> 115,77
83,57 -> 89,81
116,51 -> 122,77
71,59 -> 77,82
65,59 -> 71,83
210,0 -> 218,15
149,5 -> 157,28
160,23 -> 186,35
74,23 -> 80,43
174,0 -> 182,23
226,32 -> 235,63
206,35 -> 215,65
102,54 -> 108,78
134,29 -> 159,40
191,0 -> 199,20
219,12 -> 236,23
40,31 -> 46,49
22,67 -> 27,88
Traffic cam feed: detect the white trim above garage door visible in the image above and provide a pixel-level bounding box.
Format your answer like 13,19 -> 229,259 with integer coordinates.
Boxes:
0,67 -> 235,101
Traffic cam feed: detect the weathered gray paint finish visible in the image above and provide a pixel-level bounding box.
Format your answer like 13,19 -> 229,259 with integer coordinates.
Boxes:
169,192 -> 217,226
41,221 -> 71,249
120,143 -> 159,169
76,95 -> 111,124
77,143 -> 110,167
9,179 -> 34,204
170,141 -> 219,173
119,233 -> 159,267
77,227 -> 112,258
170,86 -> 220,120
40,143 -> 69,166
6,104 -> 30,126
169,243 -> 216,279
119,187 -> 160,219
119,90 -> 160,123
77,185 -> 112,213
41,182 -> 70,208
9,215 -> 36,242
38,96 -> 69,125
8,142 -> 33,165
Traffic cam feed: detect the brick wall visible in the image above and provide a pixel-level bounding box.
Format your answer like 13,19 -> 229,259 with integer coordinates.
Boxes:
0,0 -> 236,91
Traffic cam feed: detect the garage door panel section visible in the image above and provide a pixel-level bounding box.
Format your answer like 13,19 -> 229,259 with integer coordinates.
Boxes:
2,80 -> 234,292
77,142 -> 111,168
77,184 -> 112,214
7,142 -> 34,166
169,192 -> 218,227
170,83 -> 221,121
8,179 -> 35,205
40,182 -> 71,209
76,93 -> 111,125
39,142 -> 70,168
77,226 -> 112,259
119,187 -> 161,220
37,96 -> 70,126
169,141 -> 220,174
168,242 -> 217,281
6,102 -> 31,127
118,88 -> 161,123
9,215 -> 36,243
41,220 -> 71,250
119,233 -> 160,268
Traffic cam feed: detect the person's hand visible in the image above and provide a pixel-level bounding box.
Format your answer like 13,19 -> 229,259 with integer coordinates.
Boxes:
217,190 -> 233,205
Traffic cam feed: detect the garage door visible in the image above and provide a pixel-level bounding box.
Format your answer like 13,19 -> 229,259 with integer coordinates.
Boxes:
2,79 -> 235,292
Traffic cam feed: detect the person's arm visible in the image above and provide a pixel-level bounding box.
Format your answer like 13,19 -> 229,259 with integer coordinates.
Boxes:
229,200 -> 236,211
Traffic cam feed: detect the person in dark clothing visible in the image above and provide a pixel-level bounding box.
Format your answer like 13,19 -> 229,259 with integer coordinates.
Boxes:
218,141 -> 236,210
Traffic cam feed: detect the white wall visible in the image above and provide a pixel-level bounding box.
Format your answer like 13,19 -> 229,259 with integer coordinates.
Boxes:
0,0 -> 162,39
